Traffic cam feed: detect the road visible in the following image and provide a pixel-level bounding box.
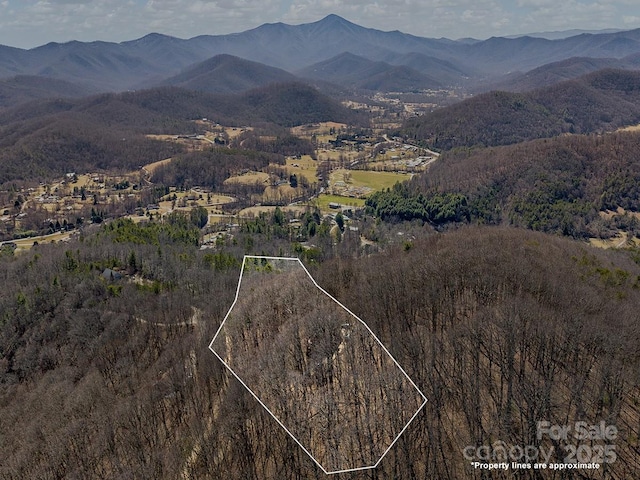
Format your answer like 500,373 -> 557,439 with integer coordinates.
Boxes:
11,230 -> 75,251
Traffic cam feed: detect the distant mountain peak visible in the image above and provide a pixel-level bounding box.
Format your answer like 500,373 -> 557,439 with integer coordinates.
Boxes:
140,32 -> 174,40
311,14 -> 362,30
122,32 -> 178,46
320,14 -> 349,23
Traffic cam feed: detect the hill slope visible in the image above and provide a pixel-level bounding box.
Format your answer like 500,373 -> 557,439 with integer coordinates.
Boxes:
387,52 -> 472,86
401,69 -> 640,150
157,54 -> 298,94
1,226 -> 639,478
0,75 -> 96,108
398,130 -> 640,238
482,56 -> 625,92
0,83 -> 363,182
298,52 -> 442,91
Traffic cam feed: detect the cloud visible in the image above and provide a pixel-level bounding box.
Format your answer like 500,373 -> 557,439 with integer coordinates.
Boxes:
144,0 -> 280,21
0,0 -> 283,46
47,0 -> 94,4
282,0 -> 512,38
514,0 -> 618,33
624,15 -> 640,25
140,0 -> 283,35
516,0 -> 556,6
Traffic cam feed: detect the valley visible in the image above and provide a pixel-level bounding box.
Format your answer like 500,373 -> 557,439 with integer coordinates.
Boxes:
0,113 -> 435,250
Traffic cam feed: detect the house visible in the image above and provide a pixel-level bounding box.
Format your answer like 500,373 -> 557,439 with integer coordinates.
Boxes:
102,268 -> 122,281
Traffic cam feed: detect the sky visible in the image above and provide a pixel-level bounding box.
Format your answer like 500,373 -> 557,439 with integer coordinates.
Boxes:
0,0 -> 639,49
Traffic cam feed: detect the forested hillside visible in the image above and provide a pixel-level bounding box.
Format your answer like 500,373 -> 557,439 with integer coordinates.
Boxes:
297,52 -> 443,92
481,56 -> 628,93
0,114 -> 184,183
158,54 -> 298,94
401,69 -> 640,150
151,148 -> 285,191
0,225 -> 639,478
368,131 -> 640,238
0,83 -> 363,183
0,75 -> 96,108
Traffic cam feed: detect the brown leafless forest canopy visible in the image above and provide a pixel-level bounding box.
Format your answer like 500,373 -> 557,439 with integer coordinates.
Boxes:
394,131 -> 640,239
401,70 -> 640,150
212,259 -> 424,472
0,226 -> 639,479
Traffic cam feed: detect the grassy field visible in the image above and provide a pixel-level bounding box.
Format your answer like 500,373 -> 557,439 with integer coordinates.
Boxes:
262,185 -> 299,203
73,174 -> 96,188
224,126 -> 252,139
284,155 -> 318,183
238,205 -> 308,217
317,150 -> 360,162
313,194 -> 366,211
143,157 -> 173,174
618,123 -> 640,132
589,233 -> 640,249
223,171 -> 270,185
312,169 -> 410,212
159,193 -> 235,215
291,122 -> 345,138
331,169 -> 409,191
11,231 -> 74,252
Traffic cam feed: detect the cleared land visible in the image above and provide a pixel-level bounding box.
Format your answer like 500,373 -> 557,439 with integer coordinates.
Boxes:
284,155 -> 318,183
329,169 -> 409,195
314,170 -> 409,212
291,122 -> 346,137
589,233 -> 640,249
224,126 -> 252,139
262,185 -> 300,203
11,231 -> 74,252
223,171 -> 270,185
348,170 -> 410,191
143,158 -> 173,174
158,193 -> 236,216
314,195 -> 366,211
317,149 -> 360,162
618,123 -> 640,132
239,205 -> 308,217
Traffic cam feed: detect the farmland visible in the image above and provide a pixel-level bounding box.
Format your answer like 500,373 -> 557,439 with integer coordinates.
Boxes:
0,120 -> 432,247
313,194 -> 366,211
338,169 -> 410,191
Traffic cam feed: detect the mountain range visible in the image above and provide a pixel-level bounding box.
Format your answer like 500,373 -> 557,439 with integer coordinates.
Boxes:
2,15 -> 640,95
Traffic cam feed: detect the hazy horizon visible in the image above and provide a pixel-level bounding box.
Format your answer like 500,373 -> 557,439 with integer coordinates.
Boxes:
0,1 -> 639,49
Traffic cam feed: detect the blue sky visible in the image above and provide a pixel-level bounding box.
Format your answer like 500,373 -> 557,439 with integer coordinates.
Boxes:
0,0 -> 639,48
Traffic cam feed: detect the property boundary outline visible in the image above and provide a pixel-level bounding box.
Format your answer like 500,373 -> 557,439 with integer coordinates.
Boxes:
208,255 -> 428,475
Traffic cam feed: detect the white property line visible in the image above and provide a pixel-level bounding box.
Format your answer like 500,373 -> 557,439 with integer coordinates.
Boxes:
208,255 -> 428,475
